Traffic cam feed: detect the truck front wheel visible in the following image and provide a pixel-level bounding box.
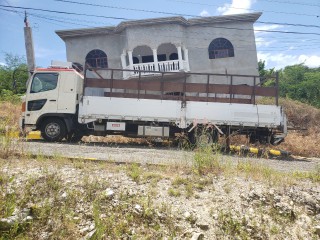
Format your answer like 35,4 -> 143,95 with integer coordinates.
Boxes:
41,118 -> 67,142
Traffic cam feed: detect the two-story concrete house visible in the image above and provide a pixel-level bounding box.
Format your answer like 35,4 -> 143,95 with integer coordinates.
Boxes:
56,12 -> 262,98
56,12 -> 261,74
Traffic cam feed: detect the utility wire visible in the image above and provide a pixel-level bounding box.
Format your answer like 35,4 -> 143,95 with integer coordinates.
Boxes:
1,5 -> 320,36
4,6 -> 319,43
0,4 -> 131,20
0,7 -> 95,27
168,0 -> 320,17
1,8 -> 318,55
54,0 -> 320,26
171,0 -> 320,8
258,0 -> 320,7
4,8 -> 318,51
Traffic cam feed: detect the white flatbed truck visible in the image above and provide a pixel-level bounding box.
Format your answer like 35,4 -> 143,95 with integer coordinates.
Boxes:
20,62 -> 287,145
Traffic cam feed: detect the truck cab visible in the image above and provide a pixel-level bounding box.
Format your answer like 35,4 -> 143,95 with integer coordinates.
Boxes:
20,62 -> 83,141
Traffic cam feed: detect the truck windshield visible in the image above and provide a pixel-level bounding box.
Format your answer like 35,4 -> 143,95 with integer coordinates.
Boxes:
30,73 -> 58,93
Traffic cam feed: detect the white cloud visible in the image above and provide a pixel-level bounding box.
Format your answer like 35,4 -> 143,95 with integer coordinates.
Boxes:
217,0 -> 256,15
254,24 -> 282,33
0,62 -> 6,66
298,55 -> 320,68
200,10 -> 210,17
254,25 -> 282,49
257,52 -> 320,69
255,37 -> 275,47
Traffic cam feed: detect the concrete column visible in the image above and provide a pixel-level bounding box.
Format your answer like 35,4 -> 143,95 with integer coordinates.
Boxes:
177,46 -> 183,70
128,51 -> 134,70
152,48 -> 159,71
24,26 -> 36,75
120,53 -> 127,78
120,54 -> 126,69
183,48 -> 190,71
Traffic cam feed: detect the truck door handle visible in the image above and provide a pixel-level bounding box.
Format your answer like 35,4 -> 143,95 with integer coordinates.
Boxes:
49,99 -> 56,102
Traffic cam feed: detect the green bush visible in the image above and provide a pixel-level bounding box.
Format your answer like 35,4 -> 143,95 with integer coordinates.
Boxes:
0,90 -> 22,104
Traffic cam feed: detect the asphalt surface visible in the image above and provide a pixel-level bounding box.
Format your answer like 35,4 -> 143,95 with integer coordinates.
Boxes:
20,140 -> 320,173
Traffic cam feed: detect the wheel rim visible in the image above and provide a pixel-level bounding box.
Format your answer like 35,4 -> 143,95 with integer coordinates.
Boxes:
45,123 -> 60,138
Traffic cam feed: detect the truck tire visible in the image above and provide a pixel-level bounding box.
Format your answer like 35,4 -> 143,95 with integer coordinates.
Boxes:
66,130 -> 84,143
41,118 -> 67,142
192,126 -> 219,148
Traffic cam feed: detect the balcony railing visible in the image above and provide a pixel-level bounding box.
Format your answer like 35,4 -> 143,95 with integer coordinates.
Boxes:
133,62 -> 156,76
125,60 -> 189,78
158,60 -> 180,72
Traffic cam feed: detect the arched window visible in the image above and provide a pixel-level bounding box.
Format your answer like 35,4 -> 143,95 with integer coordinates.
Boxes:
208,38 -> 234,59
85,49 -> 108,68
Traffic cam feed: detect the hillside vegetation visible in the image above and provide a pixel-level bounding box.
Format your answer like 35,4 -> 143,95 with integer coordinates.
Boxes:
259,61 -> 320,108
258,98 -> 320,157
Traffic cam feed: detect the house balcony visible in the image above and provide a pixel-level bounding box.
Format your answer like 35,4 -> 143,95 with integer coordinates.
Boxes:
121,43 -> 190,79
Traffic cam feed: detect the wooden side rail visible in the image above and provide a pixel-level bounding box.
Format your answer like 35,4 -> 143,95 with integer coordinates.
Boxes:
84,67 -> 279,105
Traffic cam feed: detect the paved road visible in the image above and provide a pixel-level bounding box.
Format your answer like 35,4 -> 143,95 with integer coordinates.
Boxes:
22,141 -> 320,173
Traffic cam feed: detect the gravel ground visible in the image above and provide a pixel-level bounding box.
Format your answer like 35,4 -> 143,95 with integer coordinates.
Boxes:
22,140 -> 320,173
1,156 -> 320,239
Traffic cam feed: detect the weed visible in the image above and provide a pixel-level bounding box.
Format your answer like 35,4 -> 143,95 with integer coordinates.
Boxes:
186,212 -> 197,225
0,174 -> 16,218
269,206 -> 296,224
217,210 -> 249,238
168,187 -> 181,197
142,172 -> 163,184
194,177 -> 212,191
127,163 -> 142,183
0,134 -> 18,159
193,145 -> 222,175
223,183 -> 232,194
270,224 -> 280,235
172,176 -> 189,186
292,167 -> 320,182
185,183 -> 194,198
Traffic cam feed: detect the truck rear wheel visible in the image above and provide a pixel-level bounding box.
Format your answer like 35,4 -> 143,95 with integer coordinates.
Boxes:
41,118 -> 67,142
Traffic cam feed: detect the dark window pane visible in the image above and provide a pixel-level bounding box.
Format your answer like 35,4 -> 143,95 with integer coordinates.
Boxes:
133,57 -> 139,64
142,55 -> 154,63
208,38 -> 234,59
169,53 -> 178,60
85,49 -> 108,68
157,54 -> 167,62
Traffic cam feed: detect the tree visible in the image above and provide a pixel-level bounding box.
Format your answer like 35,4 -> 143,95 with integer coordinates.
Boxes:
258,61 -> 320,108
258,60 -> 276,87
278,64 -> 320,108
258,60 -> 275,77
0,53 -> 28,95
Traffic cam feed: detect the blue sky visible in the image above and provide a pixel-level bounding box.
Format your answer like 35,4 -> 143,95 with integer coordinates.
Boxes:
0,0 -> 319,69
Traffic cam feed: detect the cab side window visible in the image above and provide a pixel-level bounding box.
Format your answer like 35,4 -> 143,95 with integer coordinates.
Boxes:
30,73 -> 59,93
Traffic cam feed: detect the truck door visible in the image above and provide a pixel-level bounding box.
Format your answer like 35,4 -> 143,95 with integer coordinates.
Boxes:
57,72 -> 77,113
24,72 -> 60,125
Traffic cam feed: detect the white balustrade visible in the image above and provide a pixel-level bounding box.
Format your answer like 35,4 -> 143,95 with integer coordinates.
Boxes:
132,62 -> 156,76
125,59 -> 189,78
158,60 -> 180,72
